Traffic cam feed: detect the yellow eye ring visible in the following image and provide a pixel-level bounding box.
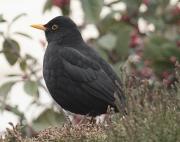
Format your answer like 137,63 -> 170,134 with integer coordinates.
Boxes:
52,24 -> 58,30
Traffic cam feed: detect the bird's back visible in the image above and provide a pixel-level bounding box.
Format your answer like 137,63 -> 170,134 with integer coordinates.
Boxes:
77,44 -> 125,107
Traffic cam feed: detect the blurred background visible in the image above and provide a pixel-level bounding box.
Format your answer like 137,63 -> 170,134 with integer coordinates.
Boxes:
0,0 -> 179,136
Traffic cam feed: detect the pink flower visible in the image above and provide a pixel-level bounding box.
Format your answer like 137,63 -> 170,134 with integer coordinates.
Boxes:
52,0 -> 70,8
143,0 -> 150,6
170,56 -> 177,63
129,31 -> 141,48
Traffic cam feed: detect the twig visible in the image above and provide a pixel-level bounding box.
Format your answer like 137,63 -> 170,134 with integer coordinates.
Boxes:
104,0 -> 121,7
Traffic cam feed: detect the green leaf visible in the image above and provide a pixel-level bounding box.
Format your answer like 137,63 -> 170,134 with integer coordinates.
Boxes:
24,80 -> 38,95
122,0 -> 141,7
122,0 -> 141,16
19,59 -> 27,71
0,81 -> 15,97
97,33 -> 117,51
3,38 -> 20,65
144,35 -> 177,61
98,15 -> 132,60
0,31 -> 3,36
25,54 -> 35,60
10,105 -> 24,117
32,108 -> 65,131
143,35 -> 180,76
6,74 -> 22,77
0,14 -> 6,22
97,12 -> 116,34
114,23 -> 132,60
80,0 -> 104,23
61,5 -> 70,16
95,46 -> 109,61
14,32 -> 32,39
43,0 -> 53,13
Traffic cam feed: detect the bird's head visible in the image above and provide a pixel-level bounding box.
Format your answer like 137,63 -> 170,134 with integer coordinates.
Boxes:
31,16 -> 82,43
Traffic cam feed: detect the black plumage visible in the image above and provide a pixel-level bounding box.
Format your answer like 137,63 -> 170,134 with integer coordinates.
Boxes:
32,16 -> 126,116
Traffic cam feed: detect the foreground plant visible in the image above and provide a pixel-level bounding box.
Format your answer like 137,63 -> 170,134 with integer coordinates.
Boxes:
1,65 -> 180,142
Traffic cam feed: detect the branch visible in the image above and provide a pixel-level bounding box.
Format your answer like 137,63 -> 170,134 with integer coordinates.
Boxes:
104,0 -> 121,7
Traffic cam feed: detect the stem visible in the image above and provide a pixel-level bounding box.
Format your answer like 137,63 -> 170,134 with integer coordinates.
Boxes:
105,0 -> 121,7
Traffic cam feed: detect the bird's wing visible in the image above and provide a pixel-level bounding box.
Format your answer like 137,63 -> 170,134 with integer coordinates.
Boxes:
59,47 -> 116,105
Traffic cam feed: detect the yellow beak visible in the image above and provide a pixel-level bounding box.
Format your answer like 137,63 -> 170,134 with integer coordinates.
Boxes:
31,24 -> 47,31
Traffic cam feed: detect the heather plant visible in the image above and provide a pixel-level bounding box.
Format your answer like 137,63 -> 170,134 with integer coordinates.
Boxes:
1,65 -> 180,142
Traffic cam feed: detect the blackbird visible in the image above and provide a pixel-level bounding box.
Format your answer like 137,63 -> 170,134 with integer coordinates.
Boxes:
31,16 -> 126,116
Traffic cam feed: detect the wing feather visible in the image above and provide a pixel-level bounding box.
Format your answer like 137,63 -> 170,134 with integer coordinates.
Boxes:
60,48 -> 116,105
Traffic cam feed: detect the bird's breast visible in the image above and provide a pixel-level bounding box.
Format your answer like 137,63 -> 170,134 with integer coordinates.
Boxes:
43,47 -> 65,89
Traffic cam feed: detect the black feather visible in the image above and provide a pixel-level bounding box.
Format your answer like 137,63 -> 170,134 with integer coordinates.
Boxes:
42,16 -> 126,116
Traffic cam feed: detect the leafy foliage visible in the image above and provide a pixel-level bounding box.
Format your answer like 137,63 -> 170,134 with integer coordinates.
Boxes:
3,39 -> 20,65
97,33 -> 117,51
23,80 -> 38,96
80,0 -> 104,23
0,81 -> 15,101
0,14 -> 48,134
43,0 -> 53,13
32,109 -> 65,131
0,0 -> 180,138
0,14 -> 6,22
144,35 -> 180,76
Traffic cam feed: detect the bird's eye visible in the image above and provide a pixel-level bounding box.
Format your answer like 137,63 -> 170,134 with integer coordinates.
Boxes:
52,24 -> 58,30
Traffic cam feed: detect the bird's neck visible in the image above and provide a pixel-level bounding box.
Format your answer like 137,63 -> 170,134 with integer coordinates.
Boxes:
60,28 -> 84,46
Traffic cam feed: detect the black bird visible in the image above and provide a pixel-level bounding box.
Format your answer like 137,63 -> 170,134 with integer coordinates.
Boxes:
31,16 -> 126,116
